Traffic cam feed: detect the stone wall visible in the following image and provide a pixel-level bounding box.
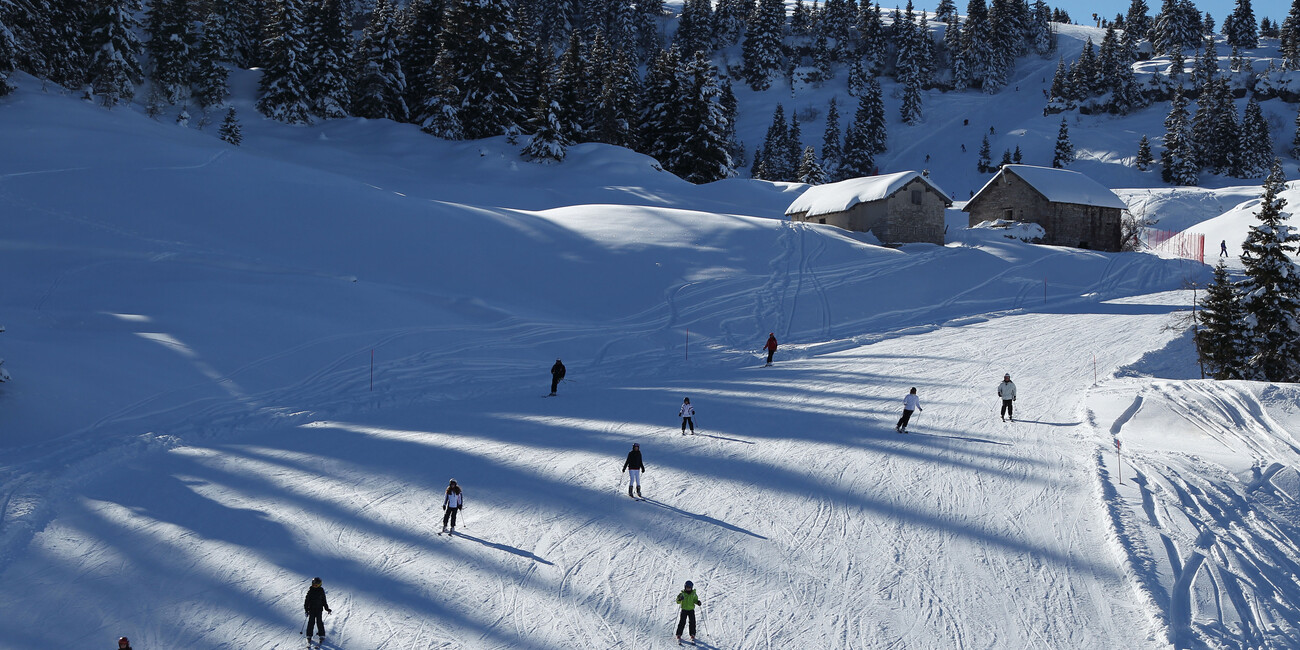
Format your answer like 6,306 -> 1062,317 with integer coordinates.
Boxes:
790,178 -> 946,245
965,172 -> 1122,251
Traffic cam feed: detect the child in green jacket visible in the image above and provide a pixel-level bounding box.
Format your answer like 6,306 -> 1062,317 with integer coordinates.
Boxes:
675,581 -> 703,642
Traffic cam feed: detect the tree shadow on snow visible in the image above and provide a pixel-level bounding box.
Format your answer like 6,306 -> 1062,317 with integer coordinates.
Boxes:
449,532 -> 555,565
639,498 -> 767,540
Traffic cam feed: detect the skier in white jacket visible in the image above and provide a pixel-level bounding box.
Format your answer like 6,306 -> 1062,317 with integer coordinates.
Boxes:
896,387 -> 922,433
998,374 -> 1017,421
679,398 -> 695,435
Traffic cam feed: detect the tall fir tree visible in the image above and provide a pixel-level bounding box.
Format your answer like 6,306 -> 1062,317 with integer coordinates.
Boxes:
1197,261 -> 1251,379
436,0 -> 527,139
1125,0 -> 1152,39
0,8 -> 15,96
147,0 -> 194,103
1051,117 -> 1073,167
402,0 -> 444,118
1226,0 -> 1257,48
674,0 -> 714,55
639,47 -> 684,167
351,0 -> 408,121
219,106 -> 243,145
86,0 -> 145,107
591,48 -> 641,148
192,14 -> 230,109
1238,160 -> 1300,381
256,0 -> 314,124
742,0 -> 785,90
1161,91 -> 1198,185
821,97 -> 843,181
1283,0 -> 1300,69
306,0 -> 352,119
521,82 -> 571,162
665,51 -> 733,183
798,145 -> 828,184
977,134 -> 992,172
1136,134 -> 1153,170
1238,96 -> 1273,178
760,104 -> 791,181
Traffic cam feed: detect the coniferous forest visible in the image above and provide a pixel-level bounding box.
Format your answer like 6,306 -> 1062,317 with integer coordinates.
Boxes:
1,0 -> 1298,185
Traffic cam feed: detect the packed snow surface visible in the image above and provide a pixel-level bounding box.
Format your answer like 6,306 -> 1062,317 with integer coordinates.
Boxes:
2,45 -> 1300,649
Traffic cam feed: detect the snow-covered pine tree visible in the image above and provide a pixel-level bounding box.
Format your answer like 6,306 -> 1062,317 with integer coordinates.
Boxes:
1166,46 -> 1184,76
798,145 -> 828,184
638,47 -> 684,167
1292,108 -> 1300,157
977,134 -> 992,172
1136,134 -> 1153,169
24,0 -> 88,89
760,104 -> 791,181
1197,261 -> 1251,379
860,76 -> 887,158
742,0 -> 785,90
1051,116 -> 1073,167
437,0 -> 526,139
1239,160 -> 1300,381
858,2 -> 886,74
786,112 -> 803,180
1125,0 -> 1153,40
191,13 -> 231,110
553,32 -> 589,142
85,0 -> 145,107
1226,0 -> 1257,48
175,104 -> 190,126
0,9 -> 14,96
1161,91 -> 1197,184
840,111 -> 873,177
719,78 -> 743,165
963,0 -> 993,88
1207,78 -> 1240,175
674,0 -> 714,57
147,0 -> 194,103
1012,145 -> 1022,163
822,97 -> 843,180
900,78 -> 923,124
1030,0 -> 1053,55
1238,97 -> 1273,178
713,0 -> 749,48
257,0 -> 314,124
847,58 -> 870,95
1283,0 -> 1300,70
935,0 -> 957,23
666,51 -> 733,183
305,0 -> 351,119
1153,0 -> 1196,54
590,48 -> 641,148
791,0 -> 810,37
219,107 -> 242,144
351,0 -> 408,121
999,148 -> 1012,168
1048,58 -> 1070,102
1192,35 -> 1217,84
521,83 -> 571,162
820,0 -> 854,57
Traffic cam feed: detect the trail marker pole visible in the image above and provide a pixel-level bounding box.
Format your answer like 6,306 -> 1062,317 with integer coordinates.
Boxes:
1115,438 -> 1123,483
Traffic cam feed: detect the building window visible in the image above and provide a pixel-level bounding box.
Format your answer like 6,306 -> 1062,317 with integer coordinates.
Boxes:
819,218 -> 826,224
911,190 -> 922,205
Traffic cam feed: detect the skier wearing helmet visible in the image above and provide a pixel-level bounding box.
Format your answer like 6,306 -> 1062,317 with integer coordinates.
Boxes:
674,580 -> 703,642
303,577 -> 332,644
998,374 -> 1017,422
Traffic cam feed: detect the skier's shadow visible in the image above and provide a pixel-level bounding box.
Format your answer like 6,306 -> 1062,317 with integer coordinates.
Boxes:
450,532 -> 555,565
691,432 -> 754,444
641,499 -> 767,539
907,432 -> 1012,446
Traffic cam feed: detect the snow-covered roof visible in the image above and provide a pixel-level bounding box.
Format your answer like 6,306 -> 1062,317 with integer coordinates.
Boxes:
784,171 -> 951,218
973,165 -> 1128,210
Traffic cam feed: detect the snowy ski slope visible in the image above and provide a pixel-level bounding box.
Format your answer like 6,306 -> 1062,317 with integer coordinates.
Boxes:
2,39 -> 1300,648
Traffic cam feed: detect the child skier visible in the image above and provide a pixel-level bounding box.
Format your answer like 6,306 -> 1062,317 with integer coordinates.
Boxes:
442,479 -> 464,533
304,577 -> 332,644
675,580 -> 703,642
679,398 -> 695,435
623,443 -> 645,498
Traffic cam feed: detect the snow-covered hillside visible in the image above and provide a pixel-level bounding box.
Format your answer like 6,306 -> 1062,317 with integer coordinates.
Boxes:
3,29 -> 1300,650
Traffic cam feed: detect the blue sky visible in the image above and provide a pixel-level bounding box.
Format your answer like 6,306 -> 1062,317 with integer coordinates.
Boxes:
1051,0 -> 1290,24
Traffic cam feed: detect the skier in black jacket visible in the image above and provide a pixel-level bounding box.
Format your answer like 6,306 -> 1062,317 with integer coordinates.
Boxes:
304,577 -> 332,643
550,359 -> 566,395
622,443 -> 645,498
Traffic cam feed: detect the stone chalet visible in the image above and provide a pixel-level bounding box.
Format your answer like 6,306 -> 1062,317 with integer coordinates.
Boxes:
965,165 -> 1127,252
784,171 -> 952,245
